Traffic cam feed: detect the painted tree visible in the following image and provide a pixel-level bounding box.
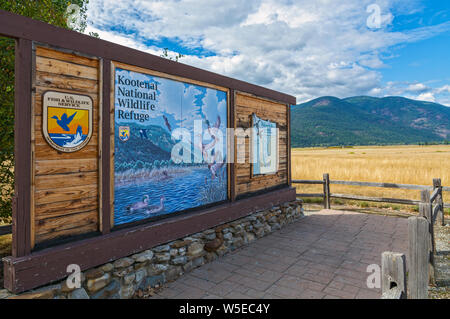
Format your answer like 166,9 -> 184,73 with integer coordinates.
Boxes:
0,0 -> 92,219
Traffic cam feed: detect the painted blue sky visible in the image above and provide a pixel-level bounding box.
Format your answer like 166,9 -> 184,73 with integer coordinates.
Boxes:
114,68 -> 227,131
85,0 -> 450,105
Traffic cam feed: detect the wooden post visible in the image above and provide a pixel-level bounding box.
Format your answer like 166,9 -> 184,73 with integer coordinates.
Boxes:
287,104 -> 291,187
100,59 -> 111,234
12,38 -> 33,257
420,190 -> 435,285
381,252 -> 407,299
323,173 -> 330,209
230,90 -> 236,202
433,178 -> 444,226
408,216 -> 429,299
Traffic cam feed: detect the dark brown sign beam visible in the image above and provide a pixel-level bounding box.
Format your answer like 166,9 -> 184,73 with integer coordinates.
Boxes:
12,38 -> 33,257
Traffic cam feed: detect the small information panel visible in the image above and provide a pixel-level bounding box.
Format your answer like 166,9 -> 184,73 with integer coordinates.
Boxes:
251,113 -> 278,176
42,91 -> 93,153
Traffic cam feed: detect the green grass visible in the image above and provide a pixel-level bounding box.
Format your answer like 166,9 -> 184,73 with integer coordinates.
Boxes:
300,197 -> 424,214
298,197 -> 323,204
359,201 -> 369,208
0,234 -> 11,258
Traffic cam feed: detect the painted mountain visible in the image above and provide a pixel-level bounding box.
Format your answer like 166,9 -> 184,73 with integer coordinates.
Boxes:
114,123 -> 174,171
291,96 -> 450,147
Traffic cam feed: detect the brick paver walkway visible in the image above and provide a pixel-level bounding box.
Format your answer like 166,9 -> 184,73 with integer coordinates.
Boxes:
149,209 -> 409,299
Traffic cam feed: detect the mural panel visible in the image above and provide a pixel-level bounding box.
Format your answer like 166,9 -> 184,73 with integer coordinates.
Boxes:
113,68 -> 228,226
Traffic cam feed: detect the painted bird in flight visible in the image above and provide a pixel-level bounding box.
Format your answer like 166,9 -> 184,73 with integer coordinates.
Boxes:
162,114 -> 172,132
51,112 -> 77,131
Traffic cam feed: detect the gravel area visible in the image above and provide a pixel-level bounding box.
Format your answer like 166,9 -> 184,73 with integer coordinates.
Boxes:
429,222 -> 450,299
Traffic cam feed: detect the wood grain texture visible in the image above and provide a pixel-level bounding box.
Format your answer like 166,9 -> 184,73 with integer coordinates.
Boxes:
36,46 -> 99,68
36,56 -> 98,80
32,46 -> 100,245
99,59 -> 111,234
408,216 -> 429,299
35,197 -> 98,220
13,38 -> 33,257
35,184 -> 98,206
35,171 -> 98,190
234,92 -> 288,196
381,252 -> 407,299
35,210 -> 98,243
110,63 -> 116,228
35,71 -> 99,94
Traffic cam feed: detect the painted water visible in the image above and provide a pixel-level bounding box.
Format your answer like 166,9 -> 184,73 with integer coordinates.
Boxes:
49,131 -> 87,147
114,165 -> 227,225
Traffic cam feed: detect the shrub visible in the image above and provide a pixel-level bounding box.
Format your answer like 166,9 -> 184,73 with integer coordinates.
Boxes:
359,201 -> 369,208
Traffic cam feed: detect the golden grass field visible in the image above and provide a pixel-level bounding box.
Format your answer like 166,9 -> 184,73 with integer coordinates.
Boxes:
292,145 -> 450,206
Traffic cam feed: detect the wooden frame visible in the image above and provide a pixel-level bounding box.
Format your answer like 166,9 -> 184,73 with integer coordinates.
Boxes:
229,90 -> 236,201
287,103 -> 291,187
13,37 -> 33,257
0,9 -> 296,293
30,42 -> 36,250
100,58 -> 112,235
109,61 -> 231,228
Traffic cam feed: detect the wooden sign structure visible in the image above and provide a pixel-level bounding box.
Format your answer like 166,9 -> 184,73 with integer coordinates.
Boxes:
0,10 -> 296,293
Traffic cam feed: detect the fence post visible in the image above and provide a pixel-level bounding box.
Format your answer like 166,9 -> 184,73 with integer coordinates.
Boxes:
381,252 -> 407,299
420,189 -> 435,285
408,216 -> 429,299
433,178 -> 444,226
323,173 -> 330,209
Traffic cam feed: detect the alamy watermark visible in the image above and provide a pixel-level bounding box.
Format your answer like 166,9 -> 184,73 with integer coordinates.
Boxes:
66,264 -> 82,289
366,263 -> 381,289
169,120 -> 279,169
366,3 -> 393,29
65,4 -> 82,30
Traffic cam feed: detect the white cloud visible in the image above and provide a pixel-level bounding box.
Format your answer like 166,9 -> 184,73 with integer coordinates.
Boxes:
85,0 -> 450,105
376,82 -> 450,106
416,92 -> 436,102
406,83 -> 429,93
436,85 -> 450,94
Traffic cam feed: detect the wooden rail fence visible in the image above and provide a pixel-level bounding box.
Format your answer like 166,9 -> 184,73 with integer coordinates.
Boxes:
294,173 -> 447,299
382,188 -> 444,299
293,173 -> 449,219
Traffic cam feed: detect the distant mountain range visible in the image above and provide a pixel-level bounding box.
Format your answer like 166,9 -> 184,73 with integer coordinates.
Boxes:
114,123 -> 173,166
290,96 -> 450,147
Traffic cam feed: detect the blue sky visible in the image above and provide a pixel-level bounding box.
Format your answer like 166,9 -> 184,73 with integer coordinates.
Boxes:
85,0 -> 450,105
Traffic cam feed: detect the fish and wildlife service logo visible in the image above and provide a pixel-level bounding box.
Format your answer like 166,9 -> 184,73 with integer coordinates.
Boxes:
119,126 -> 130,142
42,91 -> 93,152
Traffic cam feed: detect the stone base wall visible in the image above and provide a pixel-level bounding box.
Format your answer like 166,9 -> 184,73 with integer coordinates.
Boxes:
1,199 -> 303,299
